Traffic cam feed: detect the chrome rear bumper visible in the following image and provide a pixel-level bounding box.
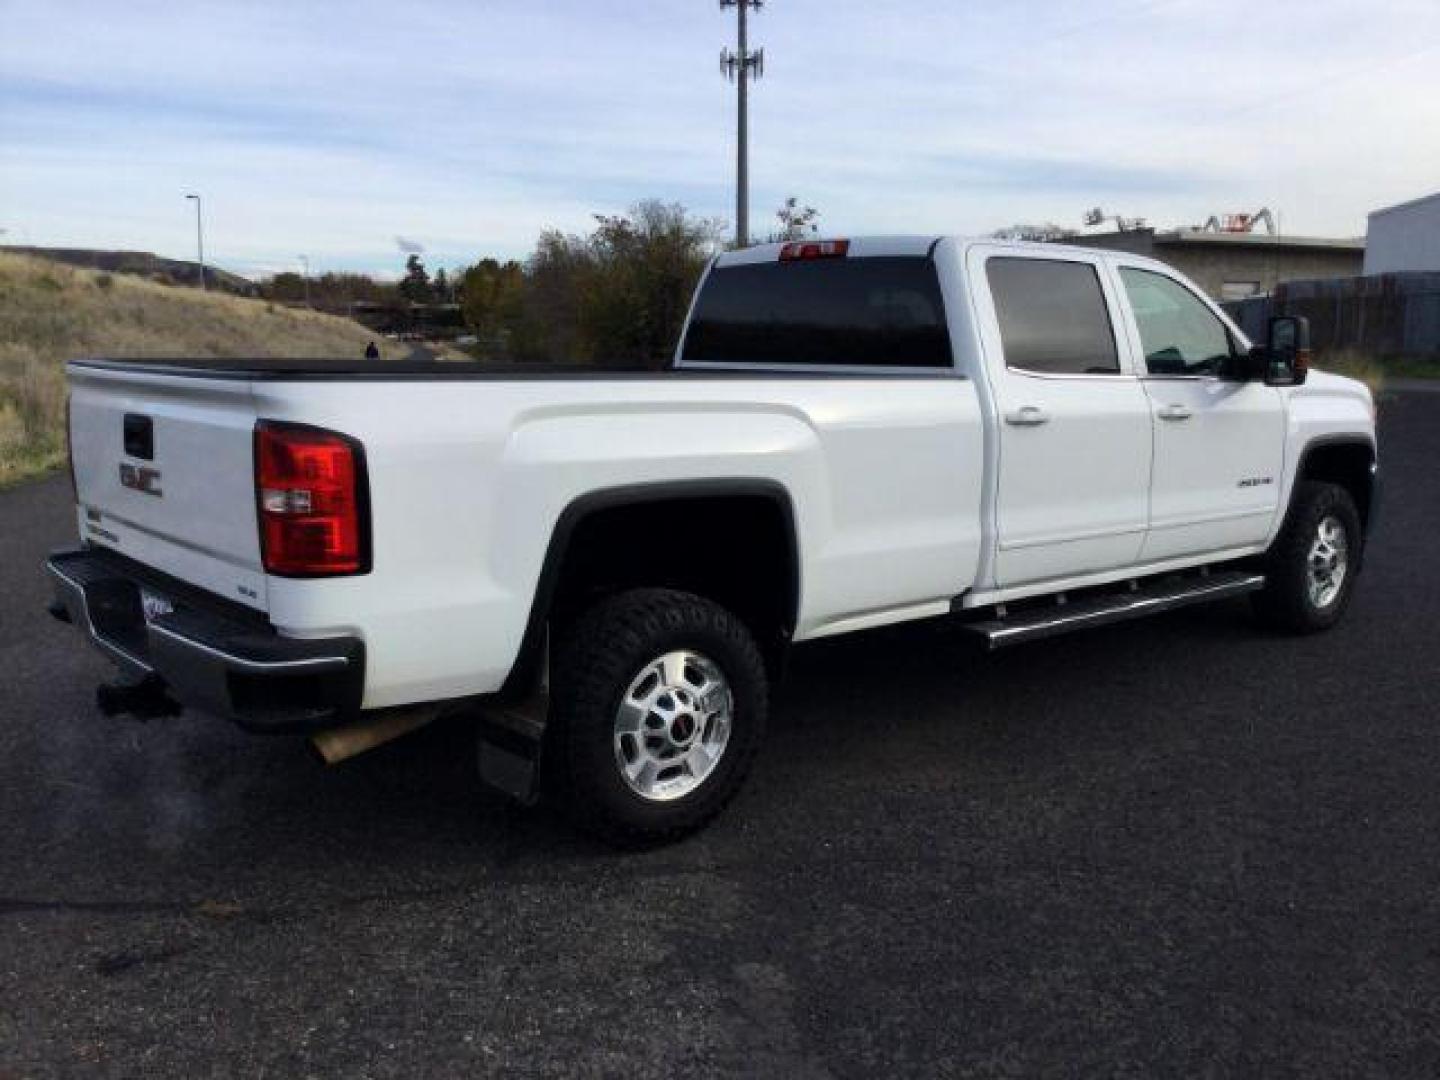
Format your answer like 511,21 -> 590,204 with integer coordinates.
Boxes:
47,547 -> 364,732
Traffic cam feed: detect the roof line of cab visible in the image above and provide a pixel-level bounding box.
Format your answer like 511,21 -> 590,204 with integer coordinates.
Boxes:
712,235 -> 1159,268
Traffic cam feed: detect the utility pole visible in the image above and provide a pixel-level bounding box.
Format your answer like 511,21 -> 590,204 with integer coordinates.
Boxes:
298,254 -> 311,308
184,193 -> 206,290
720,0 -> 764,248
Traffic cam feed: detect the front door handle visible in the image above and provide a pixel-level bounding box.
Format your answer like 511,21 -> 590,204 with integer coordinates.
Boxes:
1158,403 -> 1193,421
1005,405 -> 1051,426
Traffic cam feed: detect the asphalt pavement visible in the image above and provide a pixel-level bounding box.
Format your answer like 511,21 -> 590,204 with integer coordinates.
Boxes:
2,389 -> 1438,1077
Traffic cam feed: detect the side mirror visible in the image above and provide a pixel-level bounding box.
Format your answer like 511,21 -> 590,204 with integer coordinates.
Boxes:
1263,315 -> 1311,386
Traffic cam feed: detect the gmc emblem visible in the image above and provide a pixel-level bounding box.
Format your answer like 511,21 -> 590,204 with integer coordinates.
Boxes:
119,462 -> 163,497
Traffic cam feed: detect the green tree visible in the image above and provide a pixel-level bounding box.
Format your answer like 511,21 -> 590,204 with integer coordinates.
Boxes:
454,199 -> 721,366
263,271 -> 307,302
312,272 -> 397,310
398,254 -> 431,303
262,270 -> 398,310
577,200 -> 723,367
460,258 -> 529,358
520,231 -> 592,362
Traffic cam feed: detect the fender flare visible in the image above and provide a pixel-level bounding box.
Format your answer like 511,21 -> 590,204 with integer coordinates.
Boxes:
497,478 -> 801,701
1287,434 -> 1379,536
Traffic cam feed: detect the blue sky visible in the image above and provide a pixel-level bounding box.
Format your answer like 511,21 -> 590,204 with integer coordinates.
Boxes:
2,0 -> 1437,280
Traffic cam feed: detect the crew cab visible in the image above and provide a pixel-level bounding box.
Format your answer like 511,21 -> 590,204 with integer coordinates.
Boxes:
47,237 -> 1379,843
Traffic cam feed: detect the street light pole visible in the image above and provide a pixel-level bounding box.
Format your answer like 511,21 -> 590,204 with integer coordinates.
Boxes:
184,194 -> 206,291
298,254 -> 311,308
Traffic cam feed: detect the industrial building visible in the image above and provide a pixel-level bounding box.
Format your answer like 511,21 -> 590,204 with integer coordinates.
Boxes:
1056,225 -> 1364,301
1364,192 -> 1440,274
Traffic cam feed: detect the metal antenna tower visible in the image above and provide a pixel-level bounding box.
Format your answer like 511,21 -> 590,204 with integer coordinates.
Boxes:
719,0 -> 764,248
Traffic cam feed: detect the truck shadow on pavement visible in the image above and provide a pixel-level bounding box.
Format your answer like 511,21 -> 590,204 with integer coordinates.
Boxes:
51,594 -> 1276,869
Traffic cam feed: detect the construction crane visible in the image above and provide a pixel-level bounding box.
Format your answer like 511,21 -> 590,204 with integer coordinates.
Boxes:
1199,209 -> 1277,235
1083,207 -> 1147,232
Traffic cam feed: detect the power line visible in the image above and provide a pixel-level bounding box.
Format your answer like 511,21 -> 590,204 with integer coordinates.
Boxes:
720,0 -> 764,248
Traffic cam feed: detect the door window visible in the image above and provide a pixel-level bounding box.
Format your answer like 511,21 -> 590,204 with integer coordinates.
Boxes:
1120,267 -> 1234,376
985,258 -> 1119,375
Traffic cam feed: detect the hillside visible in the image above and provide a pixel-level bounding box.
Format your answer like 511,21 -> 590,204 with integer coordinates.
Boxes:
0,251 -> 405,486
0,244 -> 257,295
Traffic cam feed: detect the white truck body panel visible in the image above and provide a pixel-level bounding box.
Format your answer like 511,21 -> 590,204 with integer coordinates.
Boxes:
1272,368 -> 1378,542
67,364 -> 268,609
964,242 -> 1155,586
76,374 -> 986,708
1100,251 -> 1290,563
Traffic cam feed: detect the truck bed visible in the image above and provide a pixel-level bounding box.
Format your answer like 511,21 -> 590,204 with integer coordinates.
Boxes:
67,358 -> 912,381
68,357 -> 668,380
66,357 -> 988,707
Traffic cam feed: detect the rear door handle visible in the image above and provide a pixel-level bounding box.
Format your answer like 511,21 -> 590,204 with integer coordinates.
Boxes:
1158,403 -> 1193,421
1005,405 -> 1050,426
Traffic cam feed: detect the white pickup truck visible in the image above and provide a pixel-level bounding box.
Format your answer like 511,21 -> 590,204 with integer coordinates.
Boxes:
48,236 -> 1379,843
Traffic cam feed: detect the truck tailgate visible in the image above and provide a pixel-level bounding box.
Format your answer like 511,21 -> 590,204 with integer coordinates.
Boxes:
68,363 -> 268,611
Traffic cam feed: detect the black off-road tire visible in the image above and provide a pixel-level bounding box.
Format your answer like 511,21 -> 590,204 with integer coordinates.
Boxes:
550,588 -> 768,846
1252,480 -> 1363,634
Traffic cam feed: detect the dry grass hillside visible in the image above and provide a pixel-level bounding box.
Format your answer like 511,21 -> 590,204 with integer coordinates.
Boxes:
0,251 -> 407,486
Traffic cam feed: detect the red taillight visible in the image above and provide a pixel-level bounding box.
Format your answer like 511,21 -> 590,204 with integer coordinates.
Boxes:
778,239 -> 850,262
254,421 -> 368,577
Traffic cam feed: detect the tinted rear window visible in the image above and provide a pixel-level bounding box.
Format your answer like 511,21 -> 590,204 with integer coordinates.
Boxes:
680,256 -> 952,368
986,258 -> 1119,375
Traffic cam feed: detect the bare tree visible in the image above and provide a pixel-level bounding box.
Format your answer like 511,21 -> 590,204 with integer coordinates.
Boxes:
769,196 -> 821,242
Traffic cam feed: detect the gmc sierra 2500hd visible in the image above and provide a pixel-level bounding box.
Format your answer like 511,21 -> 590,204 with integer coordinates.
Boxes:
47,236 -> 1378,843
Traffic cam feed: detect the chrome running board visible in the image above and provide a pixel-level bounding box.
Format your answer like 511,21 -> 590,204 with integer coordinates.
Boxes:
962,571 -> 1266,651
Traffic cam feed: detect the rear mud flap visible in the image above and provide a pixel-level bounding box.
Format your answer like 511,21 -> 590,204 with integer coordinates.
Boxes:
476,696 -> 549,806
